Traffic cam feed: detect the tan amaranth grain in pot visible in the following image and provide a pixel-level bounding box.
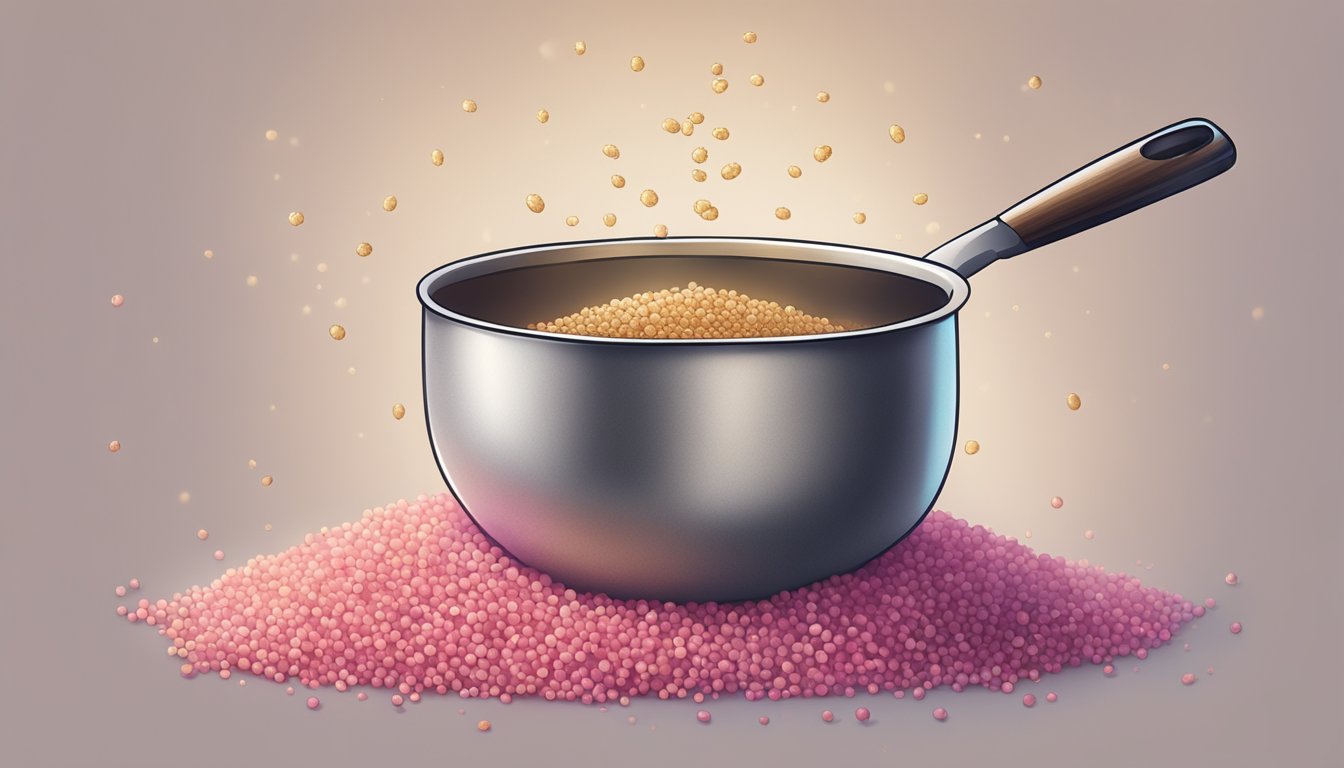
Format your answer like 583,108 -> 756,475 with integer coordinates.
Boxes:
528,282 -> 844,339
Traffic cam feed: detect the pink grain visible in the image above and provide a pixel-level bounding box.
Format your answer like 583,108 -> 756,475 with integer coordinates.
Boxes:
127,494 -> 1193,704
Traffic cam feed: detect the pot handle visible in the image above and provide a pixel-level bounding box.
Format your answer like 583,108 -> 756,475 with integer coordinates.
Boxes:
926,118 -> 1235,277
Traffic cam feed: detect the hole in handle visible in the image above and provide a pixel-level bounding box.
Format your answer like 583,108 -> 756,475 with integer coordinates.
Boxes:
1140,124 -> 1215,161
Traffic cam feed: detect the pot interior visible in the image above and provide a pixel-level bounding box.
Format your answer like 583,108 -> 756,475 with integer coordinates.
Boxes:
428,240 -> 957,335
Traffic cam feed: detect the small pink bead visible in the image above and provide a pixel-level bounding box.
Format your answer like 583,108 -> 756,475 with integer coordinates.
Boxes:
758,716 -> 769,726
821,710 -> 834,722
286,687 -> 294,695
1001,681 -> 1014,693
116,605 -> 128,616
115,586 -> 126,597
1204,597 -> 1216,608
1046,692 -> 1057,703
306,696 -> 320,710
1136,648 -> 1148,660
213,550 -> 224,560
933,707 -> 948,721
855,707 -> 870,722
1050,496 -> 1064,509
1103,665 -> 1114,676
1181,673 -> 1197,686
392,694 -> 404,706
128,578 -> 140,590
1230,621 -> 1242,634
912,687 -> 926,701
696,710 -> 711,723
110,294 -> 125,307
357,692 -> 368,701
1224,572 -> 1238,586
1023,693 -> 1036,707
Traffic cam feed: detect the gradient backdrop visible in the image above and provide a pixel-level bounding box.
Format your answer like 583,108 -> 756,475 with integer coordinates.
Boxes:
2,1 -> 1340,766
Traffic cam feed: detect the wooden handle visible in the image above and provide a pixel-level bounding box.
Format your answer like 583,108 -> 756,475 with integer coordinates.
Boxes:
1000,119 -> 1236,249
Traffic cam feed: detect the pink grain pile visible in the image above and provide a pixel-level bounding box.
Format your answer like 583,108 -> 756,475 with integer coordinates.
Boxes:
125,493 -> 1195,703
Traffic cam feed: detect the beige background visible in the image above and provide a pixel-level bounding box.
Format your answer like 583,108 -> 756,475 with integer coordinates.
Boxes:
2,1 -> 1341,765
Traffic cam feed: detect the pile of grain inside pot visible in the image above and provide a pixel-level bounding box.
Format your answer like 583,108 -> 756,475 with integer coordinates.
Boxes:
127,494 -> 1194,704
526,282 -> 844,339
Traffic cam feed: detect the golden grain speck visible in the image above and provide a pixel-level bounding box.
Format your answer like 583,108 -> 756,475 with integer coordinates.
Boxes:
1251,306 -> 1265,320
264,523 -> 273,532
261,475 -> 273,487
108,440 -> 121,453
639,189 -> 659,207
203,249 -> 214,259
787,165 -> 801,178
462,99 -> 477,112
691,169 -> 707,182
248,459 -> 257,469
853,212 -> 867,224
565,215 -> 579,226
392,403 -> 406,420
712,127 -> 729,140
537,109 -> 550,124
179,491 -> 191,504
693,199 -> 712,215
431,149 -> 445,166
630,56 -> 645,72
813,145 -> 832,162
355,242 -> 372,257
912,193 -> 928,205
603,213 -> 616,227
742,31 -> 758,43
775,207 -> 791,220
889,124 -> 906,143
329,324 -> 346,341
265,129 -> 278,141
749,74 -> 764,87
611,174 -> 626,188
288,211 -> 304,226
710,63 -> 723,75
653,224 -> 669,238
1067,392 -> 1082,411
816,91 -> 830,103
1028,75 -> 1042,89
701,206 -> 719,221
964,440 -> 980,455
681,120 -> 694,136
602,144 -> 620,159
711,78 -> 728,94
246,275 -> 258,287
383,195 -> 398,212
574,41 -> 586,55
720,162 -> 742,180
662,117 -> 680,133
525,194 -> 545,213
692,147 -> 708,163
688,112 -> 704,125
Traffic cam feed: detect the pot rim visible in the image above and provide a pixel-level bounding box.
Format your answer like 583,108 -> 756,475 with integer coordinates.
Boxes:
417,235 -> 971,345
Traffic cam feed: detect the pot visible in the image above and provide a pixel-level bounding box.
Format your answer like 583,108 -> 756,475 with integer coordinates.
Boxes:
417,118 -> 1235,602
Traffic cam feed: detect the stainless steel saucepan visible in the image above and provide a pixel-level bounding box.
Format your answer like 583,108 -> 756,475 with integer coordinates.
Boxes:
417,118 -> 1235,602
